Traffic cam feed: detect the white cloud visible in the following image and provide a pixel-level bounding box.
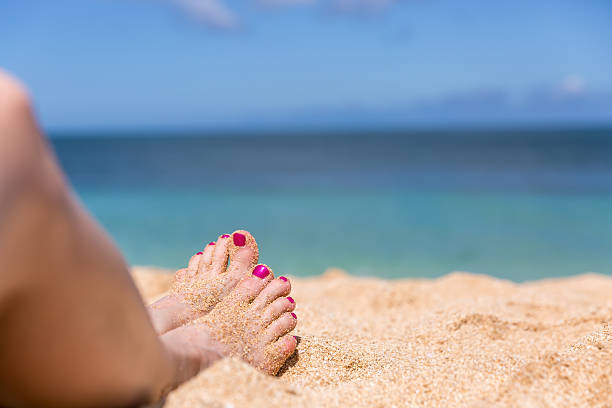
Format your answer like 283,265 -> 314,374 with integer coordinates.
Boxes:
255,0 -> 398,12
331,0 -> 396,13
170,0 -> 403,29
173,0 -> 239,30
257,0 -> 316,6
560,74 -> 586,95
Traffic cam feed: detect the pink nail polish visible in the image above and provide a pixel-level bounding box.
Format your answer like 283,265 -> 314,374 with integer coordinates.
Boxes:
196,252 -> 203,255
233,233 -> 246,246
293,335 -> 298,341
252,264 -> 270,279
287,296 -> 295,303
221,234 -> 230,238
279,276 -> 288,282
209,242 -> 215,246
291,313 -> 297,319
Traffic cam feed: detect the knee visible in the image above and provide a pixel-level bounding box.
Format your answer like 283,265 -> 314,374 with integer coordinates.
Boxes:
0,70 -> 45,195
0,70 -> 41,157
0,70 -> 33,122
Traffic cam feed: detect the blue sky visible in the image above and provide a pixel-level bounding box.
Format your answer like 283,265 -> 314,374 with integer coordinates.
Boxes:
1,0 -> 611,131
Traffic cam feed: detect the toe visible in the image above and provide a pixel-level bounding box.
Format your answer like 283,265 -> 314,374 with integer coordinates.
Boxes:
260,296 -> 296,328
264,334 -> 298,375
226,230 -> 259,281
173,267 -> 191,285
251,277 -> 291,311
262,312 -> 297,343
187,253 -> 203,276
227,264 -> 274,304
275,334 -> 298,357
198,241 -> 215,273
210,233 -> 231,273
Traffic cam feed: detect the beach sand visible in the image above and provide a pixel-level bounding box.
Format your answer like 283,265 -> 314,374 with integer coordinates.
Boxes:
132,267 -> 612,407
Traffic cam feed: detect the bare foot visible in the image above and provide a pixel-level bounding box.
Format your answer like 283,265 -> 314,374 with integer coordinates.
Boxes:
148,230 -> 259,334
171,263 -> 298,375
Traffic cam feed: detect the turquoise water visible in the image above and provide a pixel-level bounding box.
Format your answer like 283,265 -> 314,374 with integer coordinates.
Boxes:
52,128 -> 612,281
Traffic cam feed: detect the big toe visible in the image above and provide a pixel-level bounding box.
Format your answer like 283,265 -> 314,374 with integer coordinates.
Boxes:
226,229 -> 259,282
227,264 -> 274,305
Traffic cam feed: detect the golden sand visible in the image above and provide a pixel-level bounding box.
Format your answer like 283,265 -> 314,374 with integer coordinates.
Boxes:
133,267 -> 612,407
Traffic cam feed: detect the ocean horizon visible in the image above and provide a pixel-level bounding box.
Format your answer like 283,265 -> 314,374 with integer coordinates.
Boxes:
50,127 -> 612,281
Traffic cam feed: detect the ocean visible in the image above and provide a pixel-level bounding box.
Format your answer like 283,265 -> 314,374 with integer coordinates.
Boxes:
50,127 -> 612,281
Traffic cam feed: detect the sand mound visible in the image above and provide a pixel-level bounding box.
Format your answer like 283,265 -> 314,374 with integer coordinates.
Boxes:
132,267 -> 612,407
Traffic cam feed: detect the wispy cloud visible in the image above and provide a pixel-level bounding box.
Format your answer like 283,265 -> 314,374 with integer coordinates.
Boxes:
170,0 -> 402,29
243,76 -> 612,127
328,0 -> 397,14
257,0 -> 316,7
560,74 -> 586,95
172,0 -> 240,30
257,0 -> 397,12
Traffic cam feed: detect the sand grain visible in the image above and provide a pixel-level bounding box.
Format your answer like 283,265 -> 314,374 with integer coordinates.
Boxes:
133,267 -> 612,407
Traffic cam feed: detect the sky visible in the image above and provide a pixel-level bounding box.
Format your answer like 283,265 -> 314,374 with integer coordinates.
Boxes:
1,0 -> 611,131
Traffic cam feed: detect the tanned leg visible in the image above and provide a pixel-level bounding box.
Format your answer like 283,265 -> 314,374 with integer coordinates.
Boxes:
0,71 -> 219,407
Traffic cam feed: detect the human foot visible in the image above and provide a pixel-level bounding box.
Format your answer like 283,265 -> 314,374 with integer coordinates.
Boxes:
178,263 -> 298,375
148,230 -> 259,334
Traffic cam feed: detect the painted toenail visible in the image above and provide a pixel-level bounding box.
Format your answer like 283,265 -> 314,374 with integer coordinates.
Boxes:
221,234 -> 230,238
209,242 -> 215,245
287,296 -> 295,303
196,252 -> 203,255
279,276 -> 288,282
294,336 -> 298,341
252,264 -> 270,279
233,233 -> 246,246
291,313 -> 297,319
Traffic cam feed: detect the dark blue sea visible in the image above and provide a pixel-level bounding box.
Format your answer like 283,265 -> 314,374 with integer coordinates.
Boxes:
50,127 -> 612,281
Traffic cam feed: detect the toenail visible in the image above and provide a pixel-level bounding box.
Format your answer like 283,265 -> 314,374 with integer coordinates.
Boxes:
252,264 -> 270,279
196,252 -> 203,255
209,242 -> 215,245
221,234 -> 230,238
294,335 -> 298,342
233,233 -> 246,246
279,276 -> 288,282
291,313 -> 297,319
287,296 -> 295,303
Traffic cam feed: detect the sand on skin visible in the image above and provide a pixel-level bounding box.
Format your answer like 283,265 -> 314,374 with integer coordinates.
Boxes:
132,267 -> 612,407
